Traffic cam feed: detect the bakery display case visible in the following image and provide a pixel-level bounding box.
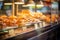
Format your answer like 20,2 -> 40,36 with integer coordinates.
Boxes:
0,0 -> 59,40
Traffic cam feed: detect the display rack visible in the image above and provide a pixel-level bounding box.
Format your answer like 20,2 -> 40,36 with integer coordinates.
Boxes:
0,0 -> 59,40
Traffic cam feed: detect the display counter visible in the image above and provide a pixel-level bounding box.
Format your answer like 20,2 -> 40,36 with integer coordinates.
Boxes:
0,22 -> 59,40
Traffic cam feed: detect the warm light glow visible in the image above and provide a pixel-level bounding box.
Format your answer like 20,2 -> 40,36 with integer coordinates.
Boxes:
23,4 -> 44,7
26,4 -> 35,6
4,3 -> 12,5
0,0 -> 3,1
15,2 -> 24,4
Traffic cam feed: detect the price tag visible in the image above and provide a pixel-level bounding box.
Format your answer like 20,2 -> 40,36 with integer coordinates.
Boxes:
43,22 -> 46,27
9,29 -> 15,36
39,22 -> 43,28
22,27 -> 27,31
34,23 -> 38,29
